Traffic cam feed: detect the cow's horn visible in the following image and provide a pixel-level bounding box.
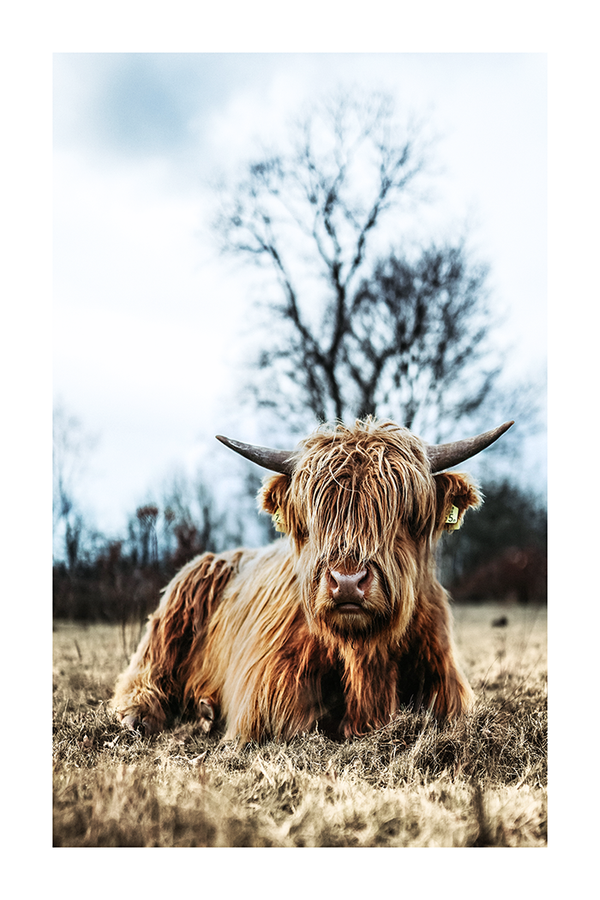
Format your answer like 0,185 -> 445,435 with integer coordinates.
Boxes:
216,435 -> 297,475
426,421 -> 514,473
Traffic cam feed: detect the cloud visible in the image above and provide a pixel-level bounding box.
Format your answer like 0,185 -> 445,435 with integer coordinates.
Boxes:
54,53 -> 238,160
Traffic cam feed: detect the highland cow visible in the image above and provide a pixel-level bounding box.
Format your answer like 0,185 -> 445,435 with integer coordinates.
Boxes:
113,417 -> 513,741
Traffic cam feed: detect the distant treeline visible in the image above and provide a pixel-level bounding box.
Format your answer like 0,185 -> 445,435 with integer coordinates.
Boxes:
437,480 -> 547,605
53,477 -> 546,623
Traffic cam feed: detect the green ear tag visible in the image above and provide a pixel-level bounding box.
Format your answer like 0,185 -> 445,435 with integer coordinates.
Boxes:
446,505 -> 459,525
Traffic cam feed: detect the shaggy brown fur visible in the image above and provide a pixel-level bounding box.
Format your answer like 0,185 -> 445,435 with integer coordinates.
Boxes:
113,419 -> 481,740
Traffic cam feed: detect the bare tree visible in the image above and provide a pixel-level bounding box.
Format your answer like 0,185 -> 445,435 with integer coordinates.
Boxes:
53,404 -> 98,566
346,243 -> 500,437
156,471 -> 230,566
215,90 -> 501,436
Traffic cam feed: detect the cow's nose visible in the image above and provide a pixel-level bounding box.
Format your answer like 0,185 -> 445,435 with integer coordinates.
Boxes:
327,567 -> 373,604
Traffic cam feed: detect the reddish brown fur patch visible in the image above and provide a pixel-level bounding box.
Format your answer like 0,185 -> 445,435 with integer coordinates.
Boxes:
113,549 -> 247,732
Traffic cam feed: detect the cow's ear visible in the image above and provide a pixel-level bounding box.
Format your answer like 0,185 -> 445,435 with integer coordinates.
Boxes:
259,473 -> 291,533
433,472 -> 482,533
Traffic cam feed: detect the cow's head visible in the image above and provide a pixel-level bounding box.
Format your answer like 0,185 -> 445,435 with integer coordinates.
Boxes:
217,418 -> 512,646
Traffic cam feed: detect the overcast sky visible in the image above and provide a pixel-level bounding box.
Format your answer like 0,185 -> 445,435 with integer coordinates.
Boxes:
53,52 -> 547,536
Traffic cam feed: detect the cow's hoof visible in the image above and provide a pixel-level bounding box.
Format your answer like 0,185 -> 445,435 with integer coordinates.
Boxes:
121,714 -> 160,736
199,699 -> 216,734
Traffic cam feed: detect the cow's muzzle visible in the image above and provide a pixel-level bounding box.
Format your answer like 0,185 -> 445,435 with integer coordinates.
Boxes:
327,567 -> 373,610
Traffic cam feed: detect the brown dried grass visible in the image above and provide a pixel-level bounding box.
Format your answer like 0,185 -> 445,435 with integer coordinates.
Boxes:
53,603 -> 546,847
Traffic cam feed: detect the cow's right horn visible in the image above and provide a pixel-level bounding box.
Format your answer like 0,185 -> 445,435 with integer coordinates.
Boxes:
215,435 -> 297,475
426,421 -> 514,473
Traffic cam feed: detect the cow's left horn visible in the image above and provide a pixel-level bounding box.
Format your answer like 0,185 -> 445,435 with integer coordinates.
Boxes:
216,435 -> 297,475
426,421 -> 514,473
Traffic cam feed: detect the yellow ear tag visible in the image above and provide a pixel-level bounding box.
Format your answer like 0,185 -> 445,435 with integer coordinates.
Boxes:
272,508 -> 286,533
446,505 -> 459,524
445,505 -> 460,531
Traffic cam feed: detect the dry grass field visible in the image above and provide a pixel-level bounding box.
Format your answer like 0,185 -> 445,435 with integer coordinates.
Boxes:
53,602 -> 546,848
